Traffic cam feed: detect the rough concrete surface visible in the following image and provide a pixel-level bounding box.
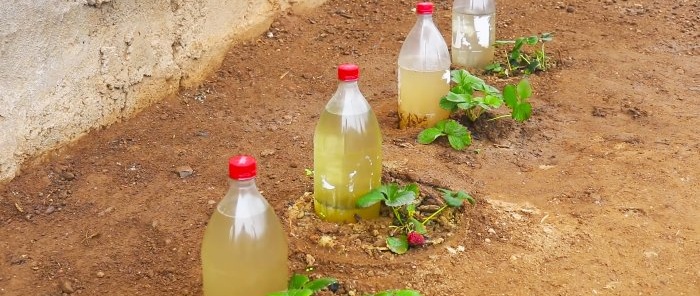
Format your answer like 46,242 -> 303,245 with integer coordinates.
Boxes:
0,0 -> 325,183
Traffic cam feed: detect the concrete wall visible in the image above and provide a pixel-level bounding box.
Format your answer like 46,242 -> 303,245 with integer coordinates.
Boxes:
0,0 -> 325,183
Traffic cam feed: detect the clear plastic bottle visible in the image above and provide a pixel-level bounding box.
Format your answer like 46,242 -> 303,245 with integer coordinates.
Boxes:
201,155 -> 288,296
451,0 -> 496,68
398,2 -> 452,129
313,64 -> 382,223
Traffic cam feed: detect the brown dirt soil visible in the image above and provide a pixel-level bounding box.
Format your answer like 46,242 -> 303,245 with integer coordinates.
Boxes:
1,0 -> 699,295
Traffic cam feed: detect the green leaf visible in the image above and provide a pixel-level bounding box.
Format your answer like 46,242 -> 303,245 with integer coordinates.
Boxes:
448,134 -> 472,150
444,92 -> 469,103
525,35 -> 539,45
439,96 -> 459,111
443,120 -> 467,136
267,292 -> 289,296
404,183 -> 420,196
386,235 -> 409,254
409,217 -> 427,234
511,102 -> 532,122
517,79 -> 532,99
288,274 -> 309,289
441,189 -> 474,208
417,128 -> 444,144
451,69 -> 469,85
356,188 -> 386,208
386,189 -> 417,207
381,183 -> 399,200
482,95 -> 503,108
503,84 -> 517,108
304,278 -> 337,291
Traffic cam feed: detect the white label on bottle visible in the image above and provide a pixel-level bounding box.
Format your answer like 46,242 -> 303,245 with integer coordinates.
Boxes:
442,70 -> 451,84
475,15 -> 492,47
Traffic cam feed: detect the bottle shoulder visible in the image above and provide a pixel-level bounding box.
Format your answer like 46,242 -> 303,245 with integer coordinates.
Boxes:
398,19 -> 451,70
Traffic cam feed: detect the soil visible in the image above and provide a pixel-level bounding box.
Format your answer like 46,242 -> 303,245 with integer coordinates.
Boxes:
1,0 -> 699,295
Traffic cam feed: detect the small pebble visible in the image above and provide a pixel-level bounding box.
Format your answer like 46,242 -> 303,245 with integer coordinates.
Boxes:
96,271 -> 105,278
44,206 -> 56,215
175,165 -> 194,178
305,254 -> 316,266
60,280 -> 75,294
566,6 -> 575,13
61,171 -> 76,181
485,238 -> 492,243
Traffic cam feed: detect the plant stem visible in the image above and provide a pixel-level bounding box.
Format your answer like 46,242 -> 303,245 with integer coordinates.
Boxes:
392,207 -> 404,226
487,114 -> 511,121
421,205 -> 448,226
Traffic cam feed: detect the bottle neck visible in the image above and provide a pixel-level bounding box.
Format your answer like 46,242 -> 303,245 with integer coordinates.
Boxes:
417,13 -> 433,23
228,178 -> 258,194
338,80 -> 359,90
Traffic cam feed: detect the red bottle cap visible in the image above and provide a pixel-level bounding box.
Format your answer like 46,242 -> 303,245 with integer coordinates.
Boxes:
337,63 -> 359,81
228,155 -> 257,180
416,2 -> 434,14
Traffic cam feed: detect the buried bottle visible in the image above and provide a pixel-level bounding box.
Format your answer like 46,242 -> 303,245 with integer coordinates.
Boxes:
313,64 -> 382,223
451,0 -> 496,68
398,2 -> 452,129
201,155 -> 288,296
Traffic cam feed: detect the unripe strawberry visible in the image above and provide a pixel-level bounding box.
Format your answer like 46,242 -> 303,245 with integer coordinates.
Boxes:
407,231 -> 425,247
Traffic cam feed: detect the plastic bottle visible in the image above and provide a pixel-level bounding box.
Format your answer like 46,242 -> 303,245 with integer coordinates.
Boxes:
398,2 -> 452,129
451,0 -> 496,68
313,64 -> 382,223
201,155 -> 288,296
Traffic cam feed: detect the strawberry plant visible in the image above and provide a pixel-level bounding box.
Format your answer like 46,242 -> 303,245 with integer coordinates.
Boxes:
269,274 -> 422,296
356,183 -> 475,254
268,274 -> 337,296
417,69 -> 533,150
485,33 -> 553,77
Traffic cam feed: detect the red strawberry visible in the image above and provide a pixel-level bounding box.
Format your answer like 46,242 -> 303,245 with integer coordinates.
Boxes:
407,231 -> 425,247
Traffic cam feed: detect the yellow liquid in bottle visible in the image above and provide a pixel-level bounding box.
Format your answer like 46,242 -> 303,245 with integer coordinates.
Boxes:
314,108 -> 382,223
398,67 -> 451,128
201,194 -> 288,296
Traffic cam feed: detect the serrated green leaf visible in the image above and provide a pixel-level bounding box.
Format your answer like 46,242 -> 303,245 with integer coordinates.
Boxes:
443,191 -> 465,207
443,120 -> 468,137
456,102 -> 476,110
525,35 -> 539,45
444,92 -> 469,103
386,189 -> 417,207
417,128 -> 444,144
434,119 -> 448,131
439,96 -> 459,111
517,79 -> 532,99
511,102 -> 532,122
304,278 -> 337,291
452,69 -> 469,85
503,84 -> 517,108
409,217 -> 427,234
482,95 -> 503,108
404,183 -> 420,196
386,235 -> 409,254
447,133 -> 471,150
288,274 -> 309,289
356,188 -> 386,208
